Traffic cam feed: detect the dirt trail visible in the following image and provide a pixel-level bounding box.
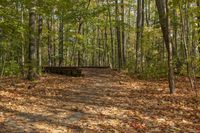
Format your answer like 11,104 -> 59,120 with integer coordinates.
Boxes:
0,68 -> 199,133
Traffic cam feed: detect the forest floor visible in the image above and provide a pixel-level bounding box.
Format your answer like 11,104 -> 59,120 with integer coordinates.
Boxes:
0,68 -> 200,133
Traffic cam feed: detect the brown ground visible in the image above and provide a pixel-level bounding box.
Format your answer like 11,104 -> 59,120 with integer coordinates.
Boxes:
0,68 -> 200,133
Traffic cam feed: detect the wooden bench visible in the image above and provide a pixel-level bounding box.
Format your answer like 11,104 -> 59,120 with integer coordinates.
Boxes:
79,66 -> 110,69
43,67 -> 82,77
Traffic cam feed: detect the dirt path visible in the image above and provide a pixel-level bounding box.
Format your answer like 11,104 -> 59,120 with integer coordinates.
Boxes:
0,68 -> 200,132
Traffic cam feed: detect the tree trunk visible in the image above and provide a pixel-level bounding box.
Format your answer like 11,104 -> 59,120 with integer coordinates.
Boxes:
179,1 -> 196,91
106,0 -> 114,68
172,8 -> 181,73
27,2 -> 37,80
145,0 -> 151,27
104,21 -> 109,66
47,17 -> 53,66
115,0 -> 122,70
59,15 -> 64,66
121,0 -> 126,67
97,26 -> 101,66
135,0 -> 144,73
155,0 -> 175,94
197,0 -> 200,53
77,22 -> 83,67
37,15 -> 42,74
20,3 -> 25,76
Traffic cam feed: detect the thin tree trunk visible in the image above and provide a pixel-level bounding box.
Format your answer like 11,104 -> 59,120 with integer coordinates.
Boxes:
104,20 -> 109,66
59,15 -> 64,66
92,28 -> 96,66
197,0 -> 200,53
155,0 -> 175,94
115,0 -> 122,70
97,26 -> 101,66
77,0 -> 91,67
27,2 -> 37,80
0,54 -> 6,77
172,8 -> 180,72
126,1 -> 131,63
106,0 -> 114,68
47,17 -> 53,66
20,3 -> 25,76
179,1 -> 196,92
145,0 -> 151,27
141,0 -> 145,72
77,22 -> 83,67
135,0 -> 144,73
37,15 -> 42,74
121,0 -> 126,67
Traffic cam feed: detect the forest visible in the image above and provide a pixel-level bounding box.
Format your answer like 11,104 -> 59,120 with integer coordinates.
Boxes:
0,0 -> 200,132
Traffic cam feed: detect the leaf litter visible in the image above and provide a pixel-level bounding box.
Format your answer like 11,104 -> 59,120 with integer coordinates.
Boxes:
0,68 -> 199,133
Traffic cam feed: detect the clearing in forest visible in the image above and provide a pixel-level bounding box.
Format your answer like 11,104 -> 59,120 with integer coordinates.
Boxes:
0,68 -> 200,132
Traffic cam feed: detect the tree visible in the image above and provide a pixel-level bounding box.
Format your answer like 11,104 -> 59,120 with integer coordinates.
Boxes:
197,0 -> 200,53
106,0 -> 114,68
47,16 -> 53,67
37,14 -> 43,74
135,0 -> 144,73
27,1 -> 37,80
59,14 -> 64,66
155,0 -> 175,94
121,0 -> 126,67
115,0 -> 122,70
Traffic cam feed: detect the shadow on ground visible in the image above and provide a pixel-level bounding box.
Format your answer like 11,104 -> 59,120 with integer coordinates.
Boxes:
0,68 -> 200,132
